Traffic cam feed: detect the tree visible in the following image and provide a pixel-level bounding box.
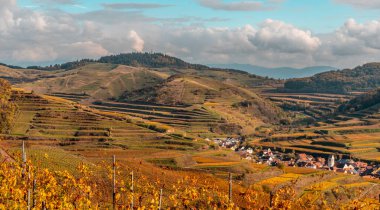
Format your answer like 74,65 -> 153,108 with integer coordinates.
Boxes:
0,79 -> 17,134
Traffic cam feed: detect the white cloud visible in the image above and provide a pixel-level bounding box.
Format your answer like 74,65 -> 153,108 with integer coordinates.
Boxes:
102,3 -> 172,10
339,19 -> 380,50
60,41 -> 109,60
334,0 -> 380,9
197,0 -> 264,11
249,19 -> 321,53
12,47 -> 58,62
129,30 -> 145,52
33,0 -> 77,5
1,0 -> 380,69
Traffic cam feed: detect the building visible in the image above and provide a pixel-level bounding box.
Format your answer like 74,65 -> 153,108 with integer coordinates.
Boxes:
328,155 -> 335,168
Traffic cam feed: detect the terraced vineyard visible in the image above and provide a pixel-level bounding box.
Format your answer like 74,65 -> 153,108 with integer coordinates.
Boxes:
6,90 -> 202,151
47,92 -> 90,102
250,97 -> 380,162
261,92 -> 355,119
90,101 -> 225,137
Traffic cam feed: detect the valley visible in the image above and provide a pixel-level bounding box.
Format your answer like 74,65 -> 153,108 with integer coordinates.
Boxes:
0,53 -> 380,209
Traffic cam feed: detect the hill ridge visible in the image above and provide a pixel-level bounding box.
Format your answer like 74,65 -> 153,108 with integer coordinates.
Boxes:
283,63 -> 380,93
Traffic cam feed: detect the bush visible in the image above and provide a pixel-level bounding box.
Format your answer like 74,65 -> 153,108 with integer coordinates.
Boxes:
137,122 -> 167,133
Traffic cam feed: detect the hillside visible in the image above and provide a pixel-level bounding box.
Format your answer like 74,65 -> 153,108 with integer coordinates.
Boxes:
98,52 -> 208,69
337,88 -> 380,113
1,88 -> 378,209
4,89 -> 204,151
17,63 -> 168,100
283,63 -> 380,93
210,63 -> 336,79
118,74 -> 287,135
0,79 -> 17,133
26,53 -> 205,71
1,54 -> 284,136
121,74 -> 261,105
0,65 -> 49,84
9,53 -> 280,101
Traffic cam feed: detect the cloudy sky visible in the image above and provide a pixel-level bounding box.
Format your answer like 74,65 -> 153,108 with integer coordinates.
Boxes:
2,0 -> 380,68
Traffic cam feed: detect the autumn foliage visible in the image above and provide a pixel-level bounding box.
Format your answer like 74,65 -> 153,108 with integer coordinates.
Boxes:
0,155 -> 379,209
0,79 -> 17,133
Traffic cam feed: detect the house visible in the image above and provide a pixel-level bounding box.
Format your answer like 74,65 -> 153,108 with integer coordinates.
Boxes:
305,163 -> 317,169
263,148 -> 273,156
306,155 -> 314,162
346,168 -> 359,175
297,153 -> 308,163
354,161 -> 368,169
316,157 -> 326,165
314,162 -> 324,169
343,164 -> 358,174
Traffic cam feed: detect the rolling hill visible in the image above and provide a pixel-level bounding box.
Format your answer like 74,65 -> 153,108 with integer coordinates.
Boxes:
0,53 -> 287,136
209,63 -> 336,79
9,53 -> 280,100
117,74 -> 287,135
0,64 -> 50,84
337,88 -> 380,114
1,56 -> 380,209
5,89 -> 204,151
122,74 -> 263,105
283,63 -> 380,94
16,63 -> 168,100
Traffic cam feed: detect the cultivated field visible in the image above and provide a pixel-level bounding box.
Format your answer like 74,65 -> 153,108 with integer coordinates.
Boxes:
260,92 -> 355,119
5,90 -> 203,151
251,91 -> 380,163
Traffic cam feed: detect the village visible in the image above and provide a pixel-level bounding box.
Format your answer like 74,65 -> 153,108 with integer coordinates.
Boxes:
211,137 -> 380,179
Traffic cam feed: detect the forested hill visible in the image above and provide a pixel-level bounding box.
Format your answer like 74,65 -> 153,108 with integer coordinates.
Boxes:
282,63 -> 380,94
26,53 -> 209,70
24,53 -> 256,76
98,53 -> 208,69
337,88 -> 380,113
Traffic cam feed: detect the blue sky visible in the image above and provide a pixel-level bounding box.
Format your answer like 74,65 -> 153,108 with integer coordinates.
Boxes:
3,0 -> 380,68
18,0 -> 380,33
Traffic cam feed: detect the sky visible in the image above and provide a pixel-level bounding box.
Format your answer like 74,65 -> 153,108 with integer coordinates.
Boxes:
2,0 -> 380,68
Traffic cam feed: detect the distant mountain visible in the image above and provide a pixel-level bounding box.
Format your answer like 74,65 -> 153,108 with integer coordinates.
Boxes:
0,63 -> 24,69
283,63 -> 380,94
208,64 -> 336,79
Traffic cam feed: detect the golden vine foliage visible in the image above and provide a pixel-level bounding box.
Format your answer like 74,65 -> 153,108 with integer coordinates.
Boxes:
0,160 -> 95,209
0,79 -> 17,134
0,157 -> 379,209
